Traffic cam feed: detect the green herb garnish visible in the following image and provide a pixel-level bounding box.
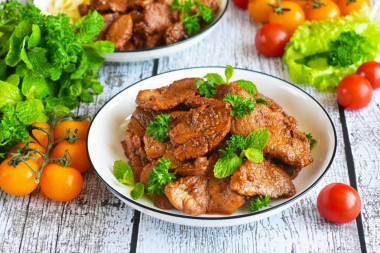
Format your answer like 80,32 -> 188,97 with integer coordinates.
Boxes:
171,0 -> 214,35
214,129 -> 270,178
223,94 -> 255,119
113,160 -> 135,185
249,195 -> 272,213
130,182 -> 145,200
146,114 -> 172,143
147,158 -> 176,195
304,132 -> 317,149
195,79 -> 216,98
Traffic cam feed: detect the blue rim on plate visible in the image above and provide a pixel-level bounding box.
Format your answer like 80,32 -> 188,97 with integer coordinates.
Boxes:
86,66 -> 337,221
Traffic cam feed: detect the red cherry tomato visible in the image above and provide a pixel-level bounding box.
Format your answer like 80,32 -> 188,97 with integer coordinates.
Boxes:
317,183 -> 361,224
255,24 -> 289,57
232,0 -> 248,9
336,74 -> 372,110
356,61 -> 380,90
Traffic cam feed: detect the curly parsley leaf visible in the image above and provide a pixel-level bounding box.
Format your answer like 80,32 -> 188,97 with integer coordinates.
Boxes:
113,160 -> 135,186
255,97 -> 268,106
195,1 -> 214,23
130,182 -> 145,200
195,79 -> 216,98
304,132 -> 317,149
235,79 -> 258,96
249,195 -> 272,213
146,114 -> 172,143
225,134 -> 246,153
224,94 -> 255,119
147,158 -> 176,195
214,152 -> 242,179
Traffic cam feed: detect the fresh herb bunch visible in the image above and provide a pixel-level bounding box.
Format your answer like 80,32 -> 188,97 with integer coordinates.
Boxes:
249,195 -> 272,213
147,158 -> 176,195
327,31 -> 369,67
214,129 -> 270,178
304,132 -> 317,149
146,114 -> 172,143
113,160 -> 145,200
0,1 -> 114,159
170,0 -> 215,35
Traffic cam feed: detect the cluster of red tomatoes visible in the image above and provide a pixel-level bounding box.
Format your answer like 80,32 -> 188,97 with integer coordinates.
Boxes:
232,0 -> 371,57
0,119 -> 91,202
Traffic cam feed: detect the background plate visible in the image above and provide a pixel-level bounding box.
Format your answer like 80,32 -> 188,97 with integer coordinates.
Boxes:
34,0 -> 228,62
87,67 -> 337,227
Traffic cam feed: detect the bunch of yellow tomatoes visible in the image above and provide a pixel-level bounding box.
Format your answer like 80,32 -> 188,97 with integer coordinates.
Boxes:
0,117 -> 91,202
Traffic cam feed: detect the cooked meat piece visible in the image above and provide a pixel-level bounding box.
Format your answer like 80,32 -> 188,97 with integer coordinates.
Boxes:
207,177 -> 246,214
162,146 -> 208,176
127,106 -> 158,138
98,13 -> 119,40
199,0 -> 219,13
230,160 -> 296,198
165,175 -> 208,215
136,78 -> 198,111
130,10 -> 144,23
106,15 -> 133,50
157,0 -> 173,5
124,41 -> 136,50
78,4 -> 89,17
165,22 -> 185,45
145,32 -> 164,48
144,3 -> 171,34
132,22 -> 148,49
216,83 -> 312,169
143,134 -> 167,159
170,10 -> 181,23
139,161 -> 156,187
152,192 -> 173,209
127,0 -> 153,10
90,0 -> 127,12
169,97 -> 231,161
122,131 -> 149,182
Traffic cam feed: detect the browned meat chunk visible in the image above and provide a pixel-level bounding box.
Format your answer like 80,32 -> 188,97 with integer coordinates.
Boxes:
124,41 -> 136,50
216,83 -> 312,169
90,0 -> 127,12
230,160 -> 296,198
127,106 -> 158,138
106,15 -> 133,50
139,161 -> 156,187
122,131 -> 149,182
169,97 -> 231,161
145,32 -> 164,48
199,0 -> 219,13
144,3 -> 171,34
130,10 -> 144,23
78,4 -> 89,17
143,134 -> 167,159
151,192 -> 173,209
99,13 -> 119,40
127,0 -> 153,10
165,22 -> 185,45
170,10 -> 181,23
136,78 -> 198,111
165,175 -> 208,215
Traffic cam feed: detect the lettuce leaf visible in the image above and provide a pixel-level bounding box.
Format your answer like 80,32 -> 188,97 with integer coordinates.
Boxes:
283,8 -> 380,91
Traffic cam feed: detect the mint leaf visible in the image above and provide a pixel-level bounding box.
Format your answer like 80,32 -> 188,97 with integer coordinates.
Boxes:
204,73 -> 225,85
225,65 -> 234,84
89,79 -> 103,94
15,99 -> 47,124
84,47 -> 105,70
235,79 -> 258,96
245,129 -> 270,150
214,153 -> 242,178
249,195 -> 271,213
241,148 -> 263,163
0,60 -> 7,81
21,74 -> 49,99
71,51 -> 88,79
130,182 -> 145,200
0,80 -> 22,108
20,36 -> 32,69
79,90 -> 94,102
5,20 -> 32,67
84,40 -> 115,55
113,160 -> 134,186
77,10 -> 103,43
28,24 -> 41,49
6,74 -> 20,86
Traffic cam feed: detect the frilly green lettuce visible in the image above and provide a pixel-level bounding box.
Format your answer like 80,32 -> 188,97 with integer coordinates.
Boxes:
283,7 -> 380,91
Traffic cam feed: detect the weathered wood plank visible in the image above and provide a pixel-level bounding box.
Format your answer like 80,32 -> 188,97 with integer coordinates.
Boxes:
136,5 -> 362,253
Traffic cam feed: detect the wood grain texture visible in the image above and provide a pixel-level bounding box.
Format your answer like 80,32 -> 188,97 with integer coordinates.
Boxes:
136,4 -> 363,253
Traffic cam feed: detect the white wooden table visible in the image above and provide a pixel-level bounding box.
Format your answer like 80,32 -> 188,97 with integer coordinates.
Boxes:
1,1 -> 380,252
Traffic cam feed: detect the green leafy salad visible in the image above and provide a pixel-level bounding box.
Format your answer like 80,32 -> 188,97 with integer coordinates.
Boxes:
0,1 -> 114,158
283,9 -> 380,91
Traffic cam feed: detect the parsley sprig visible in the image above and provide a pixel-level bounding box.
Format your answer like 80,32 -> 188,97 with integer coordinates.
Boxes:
146,114 -> 172,143
147,158 -> 176,195
170,0 -> 215,35
304,132 -> 317,149
214,129 -> 270,178
249,195 -> 272,213
224,94 -> 255,119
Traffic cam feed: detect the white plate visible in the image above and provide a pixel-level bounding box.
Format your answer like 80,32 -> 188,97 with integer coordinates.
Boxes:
34,0 -> 228,62
87,67 -> 337,227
